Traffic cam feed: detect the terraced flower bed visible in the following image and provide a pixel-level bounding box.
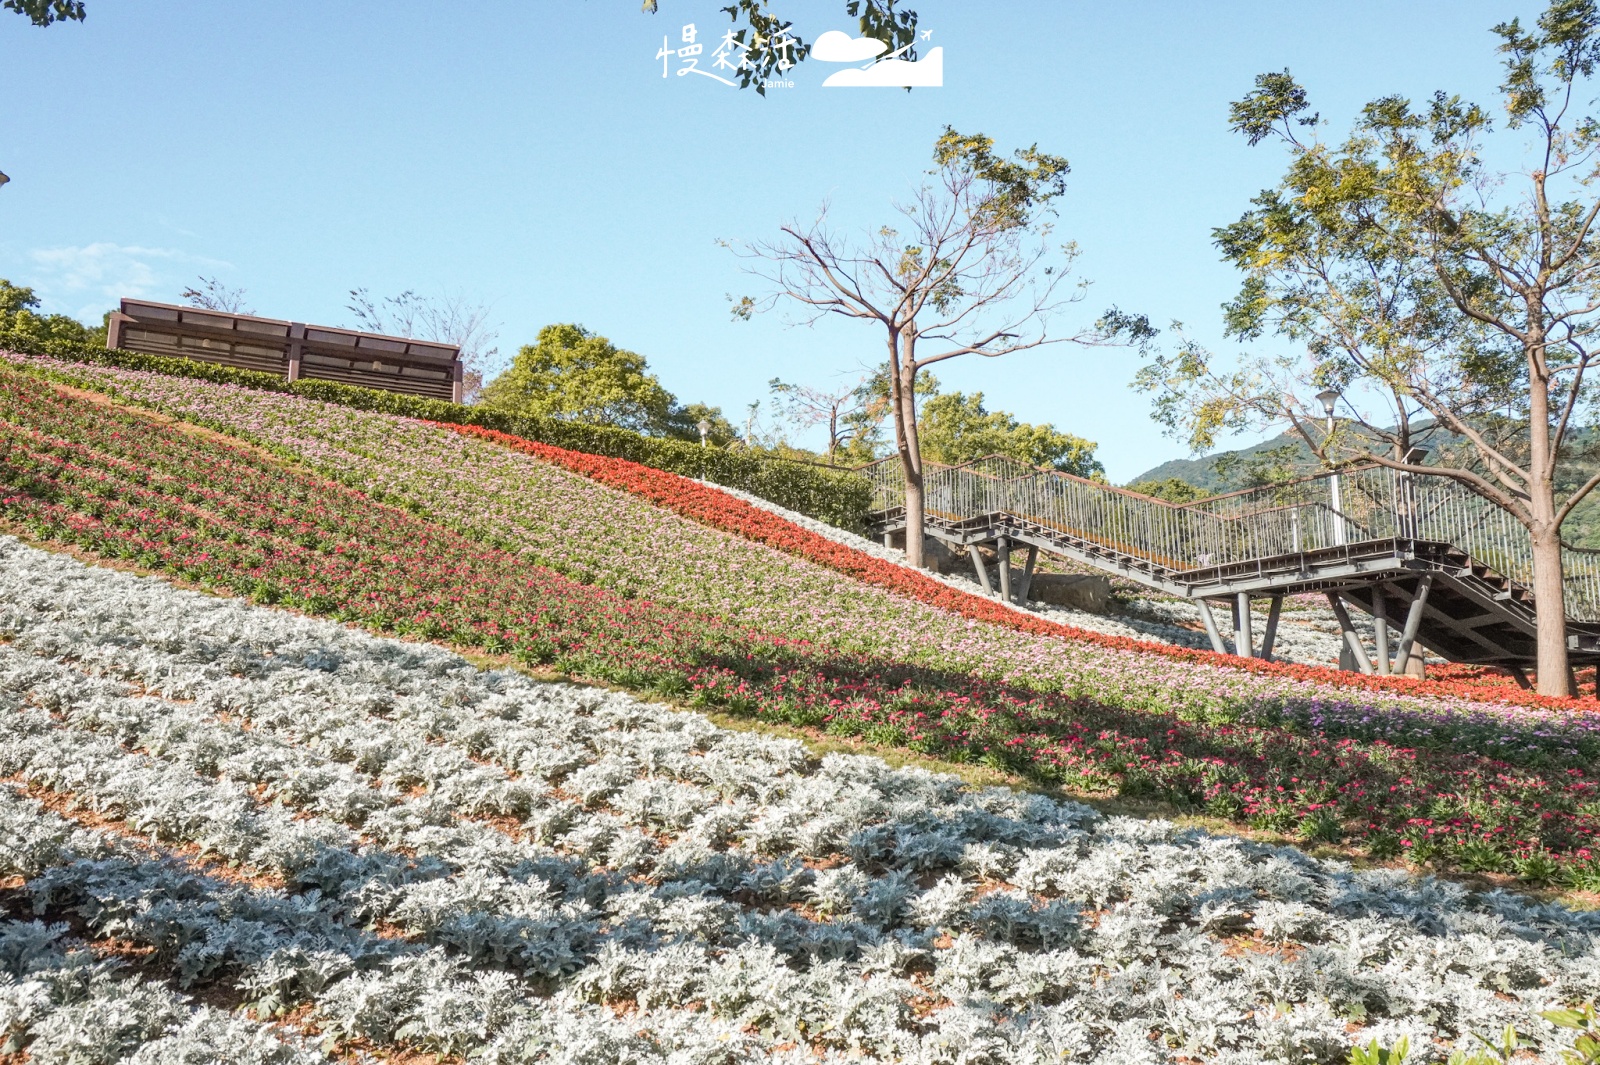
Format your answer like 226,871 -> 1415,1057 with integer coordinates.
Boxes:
13,352 -> 1600,723
2,537 -> 1598,1063
2,364 -> 1600,885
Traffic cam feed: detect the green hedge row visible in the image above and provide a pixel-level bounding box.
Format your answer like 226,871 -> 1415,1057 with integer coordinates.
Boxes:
4,340 -> 874,531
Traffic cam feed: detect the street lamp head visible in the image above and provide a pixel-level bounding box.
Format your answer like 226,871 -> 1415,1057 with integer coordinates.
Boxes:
696,418 -> 711,446
1315,388 -> 1341,417
1404,444 -> 1431,465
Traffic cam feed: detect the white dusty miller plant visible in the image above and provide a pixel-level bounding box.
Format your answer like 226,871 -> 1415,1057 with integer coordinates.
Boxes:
0,535 -> 1595,1063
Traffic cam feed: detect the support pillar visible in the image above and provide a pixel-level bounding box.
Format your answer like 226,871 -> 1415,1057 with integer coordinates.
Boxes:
884,530 -> 894,548
1260,595 -> 1283,662
1509,666 -> 1533,690
1373,589 -> 1391,675
1197,599 -> 1228,655
1393,575 -> 1433,676
105,310 -> 132,351
1235,592 -> 1254,658
451,361 -> 465,404
967,544 -> 994,595
1325,593 -> 1374,674
286,323 -> 305,383
1016,544 -> 1038,605
997,537 -> 1013,604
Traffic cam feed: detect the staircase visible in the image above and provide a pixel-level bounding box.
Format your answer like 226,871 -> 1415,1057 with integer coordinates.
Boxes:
861,456 -> 1600,674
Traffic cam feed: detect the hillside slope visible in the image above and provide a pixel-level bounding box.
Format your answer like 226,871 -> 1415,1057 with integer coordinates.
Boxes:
6,355 -> 1600,890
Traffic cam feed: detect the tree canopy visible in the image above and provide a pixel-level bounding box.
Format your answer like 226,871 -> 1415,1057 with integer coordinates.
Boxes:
480,323 -> 734,443
0,279 -> 104,352
2,0 -> 83,26
1133,0 -> 1600,694
918,390 -> 1103,477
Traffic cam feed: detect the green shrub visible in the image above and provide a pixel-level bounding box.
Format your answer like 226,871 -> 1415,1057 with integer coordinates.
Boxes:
3,342 -> 874,531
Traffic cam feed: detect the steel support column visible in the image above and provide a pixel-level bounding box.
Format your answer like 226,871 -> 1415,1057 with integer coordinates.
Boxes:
1017,544 -> 1038,605
967,545 -> 994,595
997,537 -> 1013,603
1260,595 -> 1283,662
1198,599 -> 1228,655
1373,589 -> 1391,675
1393,575 -> 1433,675
1235,592 -> 1254,658
1326,593 -> 1374,674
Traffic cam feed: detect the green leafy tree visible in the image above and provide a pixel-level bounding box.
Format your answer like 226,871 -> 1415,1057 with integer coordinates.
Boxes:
730,126 -> 1144,568
481,323 -> 733,442
1134,2 -> 1600,695
2,0 -> 84,26
0,279 -> 105,352
918,390 -> 1103,477
1212,442 -> 1302,491
1127,476 -> 1206,504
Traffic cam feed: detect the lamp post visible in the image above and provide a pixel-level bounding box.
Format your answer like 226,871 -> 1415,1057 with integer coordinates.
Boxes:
1316,389 -> 1345,546
696,418 -> 711,448
1400,444 -> 1430,540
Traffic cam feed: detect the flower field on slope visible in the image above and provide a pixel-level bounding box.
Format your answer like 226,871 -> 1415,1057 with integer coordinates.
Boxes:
2,539 -> 1600,1065
14,348 -> 1592,715
14,352 -> 1600,726
2,366 -> 1600,884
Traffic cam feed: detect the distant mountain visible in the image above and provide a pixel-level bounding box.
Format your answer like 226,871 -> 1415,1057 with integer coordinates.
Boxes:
1127,432 -> 1317,495
1128,428 -> 1600,549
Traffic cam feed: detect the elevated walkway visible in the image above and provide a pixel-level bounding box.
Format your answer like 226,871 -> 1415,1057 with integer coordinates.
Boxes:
861,456 -> 1600,677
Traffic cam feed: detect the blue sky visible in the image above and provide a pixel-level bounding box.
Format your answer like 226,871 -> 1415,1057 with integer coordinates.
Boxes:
0,1 -> 1540,481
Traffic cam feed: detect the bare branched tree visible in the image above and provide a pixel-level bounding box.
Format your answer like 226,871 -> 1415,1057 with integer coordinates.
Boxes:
727,126 -> 1150,567
346,289 -> 502,404
767,375 -> 880,461
180,277 -> 253,315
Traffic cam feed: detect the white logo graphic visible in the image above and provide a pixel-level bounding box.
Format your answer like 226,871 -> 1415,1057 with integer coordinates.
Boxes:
813,29 -> 942,87
655,22 -> 937,90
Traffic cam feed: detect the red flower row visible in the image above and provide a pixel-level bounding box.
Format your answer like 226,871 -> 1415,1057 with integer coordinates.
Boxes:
439,423 -> 1598,712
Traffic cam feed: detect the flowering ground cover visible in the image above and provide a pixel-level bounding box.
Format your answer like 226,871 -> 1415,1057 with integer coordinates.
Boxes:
443,422 -> 1600,713
3,364 -> 1600,885
13,351 -> 1600,725
3,537 -> 1600,1064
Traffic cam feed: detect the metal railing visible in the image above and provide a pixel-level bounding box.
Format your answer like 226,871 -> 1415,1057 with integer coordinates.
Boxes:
861,456 -> 1600,621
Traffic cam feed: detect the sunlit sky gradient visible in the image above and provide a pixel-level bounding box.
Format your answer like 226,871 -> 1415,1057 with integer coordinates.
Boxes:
0,1 -> 1541,480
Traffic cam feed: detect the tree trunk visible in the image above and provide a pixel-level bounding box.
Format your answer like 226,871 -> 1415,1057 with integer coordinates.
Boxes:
887,331 -> 928,569
1523,323 -> 1571,697
904,467 -> 926,569
1531,524 -> 1572,697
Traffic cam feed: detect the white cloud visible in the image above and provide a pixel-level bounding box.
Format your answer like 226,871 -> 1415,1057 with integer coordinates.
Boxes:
822,46 -> 943,87
811,30 -> 888,63
25,242 -> 227,321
